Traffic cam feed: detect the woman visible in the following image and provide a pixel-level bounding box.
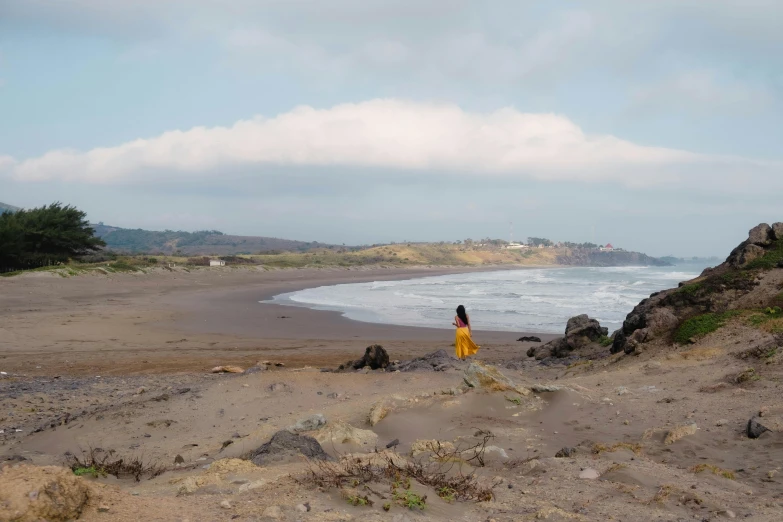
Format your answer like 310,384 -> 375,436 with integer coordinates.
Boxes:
453,305 -> 480,360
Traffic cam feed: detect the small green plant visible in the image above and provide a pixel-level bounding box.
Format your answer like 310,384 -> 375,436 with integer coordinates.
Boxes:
345,494 -> 372,507
72,466 -> 105,478
674,311 -> 741,344
676,283 -> 703,296
382,503 -> 391,512
505,396 -> 522,405
106,260 -> 139,273
395,489 -> 426,510
734,367 -> 760,384
598,335 -> 613,347
438,486 -> 457,503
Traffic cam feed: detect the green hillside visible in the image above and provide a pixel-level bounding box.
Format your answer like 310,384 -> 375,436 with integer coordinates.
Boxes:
92,224 -> 331,255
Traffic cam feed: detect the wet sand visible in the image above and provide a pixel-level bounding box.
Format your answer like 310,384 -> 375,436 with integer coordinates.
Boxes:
0,265 -> 555,376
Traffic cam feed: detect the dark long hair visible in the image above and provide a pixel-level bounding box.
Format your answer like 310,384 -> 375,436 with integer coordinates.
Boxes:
456,305 -> 469,326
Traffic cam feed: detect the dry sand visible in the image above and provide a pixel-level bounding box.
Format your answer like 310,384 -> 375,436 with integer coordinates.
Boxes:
2,266 -> 783,521
0,266 -> 554,376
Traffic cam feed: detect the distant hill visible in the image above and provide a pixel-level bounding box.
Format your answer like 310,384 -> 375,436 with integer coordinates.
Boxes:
91,224 -> 331,255
0,201 -> 21,213
659,256 -> 722,266
556,250 -> 671,267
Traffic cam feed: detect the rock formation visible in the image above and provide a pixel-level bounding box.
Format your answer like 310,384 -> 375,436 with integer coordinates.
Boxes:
388,349 -> 462,372
612,222 -> 783,355
337,344 -> 390,371
247,430 -> 330,466
527,314 -> 608,359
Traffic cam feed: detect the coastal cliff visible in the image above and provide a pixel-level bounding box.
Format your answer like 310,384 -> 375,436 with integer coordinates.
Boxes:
556,250 -> 670,267
611,222 -> 783,355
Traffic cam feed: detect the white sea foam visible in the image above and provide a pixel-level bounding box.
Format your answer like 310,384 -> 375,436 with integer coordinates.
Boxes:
267,265 -> 707,333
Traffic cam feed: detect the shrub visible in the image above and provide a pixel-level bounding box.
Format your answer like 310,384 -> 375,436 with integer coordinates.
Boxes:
674,311 -> 741,344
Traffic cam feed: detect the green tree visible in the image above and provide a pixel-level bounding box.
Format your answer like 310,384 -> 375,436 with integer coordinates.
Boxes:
527,237 -> 553,247
0,203 -> 105,272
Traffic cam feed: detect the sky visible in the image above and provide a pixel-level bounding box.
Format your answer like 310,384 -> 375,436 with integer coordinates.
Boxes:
1,1 -> 781,257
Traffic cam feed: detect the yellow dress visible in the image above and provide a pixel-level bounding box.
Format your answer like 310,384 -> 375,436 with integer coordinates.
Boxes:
455,326 -> 480,359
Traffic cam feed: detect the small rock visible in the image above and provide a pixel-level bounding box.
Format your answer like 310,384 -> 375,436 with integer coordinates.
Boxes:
238,480 -> 267,492
262,505 -> 283,519
289,414 -> 327,433
174,455 -> 185,465
748,418 -> 770,439
386,438 -> 400,449
664,423 -> 698,445
220,500 -> 232,510
295,503 -> 310,513
211,365 -> 245,374
616,386 -> 629,396
716,419 -> 729,427
719,509 -> 736,519
555,447 -> 576,458
98,505 -> 110,513
274,362 -> 285,367
579,468 -> 600,480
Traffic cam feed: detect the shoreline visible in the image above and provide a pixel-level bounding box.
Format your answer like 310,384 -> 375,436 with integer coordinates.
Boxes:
0,264 -> 558,376
163,264 -> 559,341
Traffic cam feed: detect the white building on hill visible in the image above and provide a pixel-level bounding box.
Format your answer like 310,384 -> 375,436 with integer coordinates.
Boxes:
209,259 -> 226,267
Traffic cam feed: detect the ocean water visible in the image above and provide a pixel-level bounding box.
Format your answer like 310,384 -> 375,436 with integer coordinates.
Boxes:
268,265 -> 708,334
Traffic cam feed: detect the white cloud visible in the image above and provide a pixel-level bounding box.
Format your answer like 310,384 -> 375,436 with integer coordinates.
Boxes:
7,99 -> 779,190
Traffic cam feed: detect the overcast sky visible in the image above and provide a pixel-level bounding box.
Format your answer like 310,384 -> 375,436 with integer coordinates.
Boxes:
1,1 -> 781,257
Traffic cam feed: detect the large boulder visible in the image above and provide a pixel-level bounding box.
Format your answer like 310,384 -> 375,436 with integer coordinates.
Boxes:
527,314 -> 608,359
248,430 -> 330,466
772,223 -> 783,241
748,223 -> 773,246
565,314 -> 608,345
0,465 -> 92,522
726,223 -> 778,268
337,344 -> 390,371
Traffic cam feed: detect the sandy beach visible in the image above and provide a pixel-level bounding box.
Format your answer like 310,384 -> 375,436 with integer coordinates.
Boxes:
0,265 -> 555,376
2,259 -> 783,521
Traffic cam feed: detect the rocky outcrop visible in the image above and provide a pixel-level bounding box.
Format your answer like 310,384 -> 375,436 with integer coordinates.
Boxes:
248,430 -> 330,465
388,349 -> 463,372
725,223 -> 780,268
337,344 -> 390,371
773,223 -> 783,241
612,222 -> 782,355
527,314 -> 608,359
557,250 -> 670,267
